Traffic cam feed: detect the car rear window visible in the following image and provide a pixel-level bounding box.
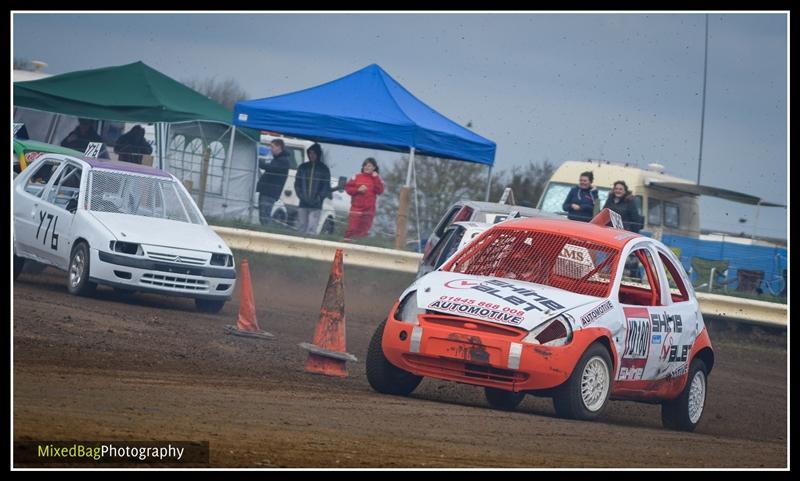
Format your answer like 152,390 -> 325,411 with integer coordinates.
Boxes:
442,227 -> 619,298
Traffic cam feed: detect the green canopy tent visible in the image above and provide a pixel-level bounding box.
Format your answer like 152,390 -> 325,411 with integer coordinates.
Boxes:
14,61 -> 261,221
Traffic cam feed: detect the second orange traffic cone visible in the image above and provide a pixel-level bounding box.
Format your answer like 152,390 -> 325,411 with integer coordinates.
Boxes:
223,258 -> 274,340
299,249 -> 357,377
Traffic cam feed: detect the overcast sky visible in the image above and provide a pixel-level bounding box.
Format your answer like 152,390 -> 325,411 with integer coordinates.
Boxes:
12,12 -> 788,239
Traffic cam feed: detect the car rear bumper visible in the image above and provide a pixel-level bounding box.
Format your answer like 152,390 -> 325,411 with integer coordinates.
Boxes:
90,248 -> 235,300
381,313 -> 604,392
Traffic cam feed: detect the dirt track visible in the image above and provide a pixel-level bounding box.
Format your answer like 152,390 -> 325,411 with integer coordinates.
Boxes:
13,253 -> 788,468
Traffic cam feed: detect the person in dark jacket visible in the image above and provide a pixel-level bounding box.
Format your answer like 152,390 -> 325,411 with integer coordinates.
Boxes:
114,125 -> 153,164
257,139 -> 292,225
60,118 -> 109,158
294,143 -> 332,235
603,180 -> 643,233
562,171 -> 599,222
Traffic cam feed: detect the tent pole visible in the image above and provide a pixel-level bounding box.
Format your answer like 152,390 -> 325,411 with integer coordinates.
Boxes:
412,158 -> 422,252
222,125 -> 237,216
395,147 -> 415,250
485,164 -> 493,201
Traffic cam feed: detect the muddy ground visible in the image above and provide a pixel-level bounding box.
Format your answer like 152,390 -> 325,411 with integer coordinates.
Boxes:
12,252 -> 788,468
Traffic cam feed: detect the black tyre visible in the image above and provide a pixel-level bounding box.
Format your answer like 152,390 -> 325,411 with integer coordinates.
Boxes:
195,298 -> 226,314
485,387 -> 525,411
13,253 -> 25,280
67,242 -> 96,296
366,321 -> 422,395
553,343 -> 612,421
661,358 -> 708,432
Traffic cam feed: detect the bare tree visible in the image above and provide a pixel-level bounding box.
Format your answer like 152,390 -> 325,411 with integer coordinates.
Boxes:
375,155 -> 503,245
503,159 -> 557,208
374,156 -> 556,247
182,77 -> 249,110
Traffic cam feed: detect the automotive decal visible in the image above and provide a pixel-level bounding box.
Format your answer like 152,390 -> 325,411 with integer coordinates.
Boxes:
580,300 -> 613,326
417,272 -> 598,331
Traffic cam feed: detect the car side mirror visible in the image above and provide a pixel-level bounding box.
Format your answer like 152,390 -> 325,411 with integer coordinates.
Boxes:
337,176 -> 347,192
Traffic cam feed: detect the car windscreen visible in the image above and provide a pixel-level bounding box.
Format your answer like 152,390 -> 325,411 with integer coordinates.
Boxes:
539,182 -> 610,215
88,170 -> 204,225
442,227 -> 619,298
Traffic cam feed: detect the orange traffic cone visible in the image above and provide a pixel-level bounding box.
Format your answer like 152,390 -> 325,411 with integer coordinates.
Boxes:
299,249 -> 357,377
224,258 -> 274,340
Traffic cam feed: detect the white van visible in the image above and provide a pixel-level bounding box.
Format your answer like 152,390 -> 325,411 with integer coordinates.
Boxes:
258,133 -> 349,234
537,160 -> 700,238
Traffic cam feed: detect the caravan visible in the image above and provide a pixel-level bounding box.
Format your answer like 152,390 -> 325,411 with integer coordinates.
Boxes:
538,160 -> 700,238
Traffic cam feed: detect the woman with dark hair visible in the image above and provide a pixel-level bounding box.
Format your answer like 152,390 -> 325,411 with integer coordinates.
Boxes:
562,170 -> 598,222
603,180 -> 643,232
344,157 -> 384,240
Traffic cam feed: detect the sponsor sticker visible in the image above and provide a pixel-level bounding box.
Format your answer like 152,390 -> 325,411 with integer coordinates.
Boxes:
580,300 -> 613,326
617,307 -> 651,381
238,113 -> 248,121
427,299 -> 523,325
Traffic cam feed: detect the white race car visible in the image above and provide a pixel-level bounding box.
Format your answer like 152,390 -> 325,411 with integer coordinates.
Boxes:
13,154 -> 236,313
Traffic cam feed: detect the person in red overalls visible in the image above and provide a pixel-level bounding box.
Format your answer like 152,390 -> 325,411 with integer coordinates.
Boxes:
344,158 -> 384,240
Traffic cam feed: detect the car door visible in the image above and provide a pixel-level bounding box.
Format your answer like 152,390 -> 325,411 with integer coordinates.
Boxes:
648,246 -> 699,381
42,162 -> 84,269
13,157 -> 65,264
613,244 -> 666,384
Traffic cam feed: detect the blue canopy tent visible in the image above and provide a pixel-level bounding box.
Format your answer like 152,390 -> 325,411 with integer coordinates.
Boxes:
233,63 -> 496,167
232,64 -> 496,248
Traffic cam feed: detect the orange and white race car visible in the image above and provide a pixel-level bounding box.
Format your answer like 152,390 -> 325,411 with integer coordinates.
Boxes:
367,211 -> 713,431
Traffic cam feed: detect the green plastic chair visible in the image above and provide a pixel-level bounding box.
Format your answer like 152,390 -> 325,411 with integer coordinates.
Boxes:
690,257 -> 730,290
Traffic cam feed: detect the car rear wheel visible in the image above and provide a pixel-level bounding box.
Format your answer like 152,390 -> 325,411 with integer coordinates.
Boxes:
661,358 -> 708,432
366,320 -> 422,396
484,387 -> 525,411
553,343 -> 612,421
195,298 -> 226,314
67,242 -> 96,296
13,253 -> 25,280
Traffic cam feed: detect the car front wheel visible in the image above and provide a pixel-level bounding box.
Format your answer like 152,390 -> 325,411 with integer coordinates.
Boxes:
661,358 -> 708,432
195,298 -> 226,313
485,387 -> 525,411
67,242 -> 96,296
366,321 -> 422,396
553,343 -> 612,421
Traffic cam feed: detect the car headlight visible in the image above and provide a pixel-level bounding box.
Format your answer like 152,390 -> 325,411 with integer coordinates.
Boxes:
210,253 -> 234,267
393,291 -> 423,325
109,241 -> 143,256
522,313 -> 574,346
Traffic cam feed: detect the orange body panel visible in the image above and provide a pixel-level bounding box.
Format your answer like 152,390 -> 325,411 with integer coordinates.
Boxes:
382,305 -> 615,392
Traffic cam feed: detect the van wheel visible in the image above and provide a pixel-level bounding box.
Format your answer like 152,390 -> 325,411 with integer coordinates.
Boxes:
661,359 -> 708,432
484,387 -> 525,411
67,242 -> 96,296
366,321 -> 422,396
552,343 -> 612,420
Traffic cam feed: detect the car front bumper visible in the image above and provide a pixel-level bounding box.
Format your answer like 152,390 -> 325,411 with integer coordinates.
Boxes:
89,248 -> 235,300
381,312 -> 607,392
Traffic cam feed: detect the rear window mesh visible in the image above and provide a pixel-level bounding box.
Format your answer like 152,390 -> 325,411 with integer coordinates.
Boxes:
88,170 -> 203,225
443,227 -> 619,297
